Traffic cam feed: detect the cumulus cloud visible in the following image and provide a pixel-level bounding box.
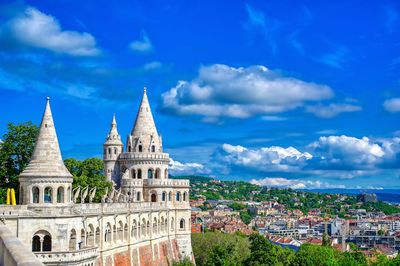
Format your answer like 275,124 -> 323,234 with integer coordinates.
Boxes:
216,143 -> 312,173
305,103 -> 361,118
160,64 -> 333,121
129,31 -> 153,53
213,136 -> 400,179
383,98 -> 400,113
169,159 -> 211,175
250,177 -> 345,189
0,6 -> 100,56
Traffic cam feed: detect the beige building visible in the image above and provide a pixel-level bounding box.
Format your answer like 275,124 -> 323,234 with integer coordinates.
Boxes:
0,89 -> 192,266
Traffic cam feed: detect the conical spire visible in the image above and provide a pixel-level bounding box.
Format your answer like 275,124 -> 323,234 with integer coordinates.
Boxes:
20,97 -> 72,178
105,113 -> 122,145
131,87 -> 159,137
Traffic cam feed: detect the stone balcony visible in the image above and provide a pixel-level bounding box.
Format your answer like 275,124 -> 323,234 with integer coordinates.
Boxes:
143,179 -> 190,188
118,152 -> 170,161
35,247 -> 98,264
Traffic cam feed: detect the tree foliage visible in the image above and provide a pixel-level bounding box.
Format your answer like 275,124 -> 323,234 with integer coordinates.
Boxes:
64,158 -> 112,203
0,121 -> 39,203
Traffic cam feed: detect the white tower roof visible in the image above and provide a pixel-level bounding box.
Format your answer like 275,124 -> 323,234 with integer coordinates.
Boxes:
131,87 -> 159,138
20,97 -> 73,178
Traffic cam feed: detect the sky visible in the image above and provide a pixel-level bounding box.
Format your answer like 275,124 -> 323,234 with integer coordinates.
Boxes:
0,0 -> 399,190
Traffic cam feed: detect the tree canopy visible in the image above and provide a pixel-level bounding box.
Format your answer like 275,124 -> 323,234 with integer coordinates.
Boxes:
0,121 -> 39,203
64,158 -> 112,203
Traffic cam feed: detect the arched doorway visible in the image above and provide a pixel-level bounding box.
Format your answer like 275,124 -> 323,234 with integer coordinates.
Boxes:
151,193 -> 157,202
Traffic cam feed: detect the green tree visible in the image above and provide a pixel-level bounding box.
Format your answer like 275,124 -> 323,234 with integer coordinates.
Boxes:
64,158 -> 112,203
349,242 -> 358,251
378,229 -> 385,236
0,121 -> 39,203
244,233 -> 279,265
207,244 -> 232,266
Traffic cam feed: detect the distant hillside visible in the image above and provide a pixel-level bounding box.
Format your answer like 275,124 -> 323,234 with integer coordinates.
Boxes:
169,175 -> 211,183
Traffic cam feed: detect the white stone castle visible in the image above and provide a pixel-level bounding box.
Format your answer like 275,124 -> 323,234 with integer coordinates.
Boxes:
0,89 -> 193,266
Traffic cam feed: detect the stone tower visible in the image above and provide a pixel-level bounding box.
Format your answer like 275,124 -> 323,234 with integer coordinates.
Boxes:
19,97 -> 73,205
103,114 -> 124,185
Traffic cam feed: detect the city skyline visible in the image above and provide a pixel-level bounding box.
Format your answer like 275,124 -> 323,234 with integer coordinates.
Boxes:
0,0 -> 399,189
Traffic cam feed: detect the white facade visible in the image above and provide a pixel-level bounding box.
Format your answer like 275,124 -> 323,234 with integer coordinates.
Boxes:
0,91 -> 193,266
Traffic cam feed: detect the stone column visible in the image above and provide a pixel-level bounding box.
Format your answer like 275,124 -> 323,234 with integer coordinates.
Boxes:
39,187 -> 44,204
52,186 -> 57,204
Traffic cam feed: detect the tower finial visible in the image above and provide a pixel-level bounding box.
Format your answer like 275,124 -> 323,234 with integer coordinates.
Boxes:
144,87 -> 147,93
47,97 -> 50,101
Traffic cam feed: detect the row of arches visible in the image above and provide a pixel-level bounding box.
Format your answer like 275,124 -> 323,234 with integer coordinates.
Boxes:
130,168 -> 168,179
127,144 -> 157,153
104,147 -> 123,155
32,218 -> 189,252
150,191 -> 188,203
30,185 -> 71,204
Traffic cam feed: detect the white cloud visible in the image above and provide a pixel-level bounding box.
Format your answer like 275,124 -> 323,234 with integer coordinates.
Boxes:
217,143 -> 312,172
261,115 -> 287,121
129,31 -> 153,53
161,64 -> 333,121
142,61 -> 162,70
168,159 -> 211,175
316,129 -> 338,135
309,135 -> 385,168
306,103 -> 361,118
250,177 -> 345,189
0,6 -> 100,56
383,98 -> 400,113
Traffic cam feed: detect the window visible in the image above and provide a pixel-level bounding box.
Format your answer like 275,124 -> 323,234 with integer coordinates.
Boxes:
128,146 -> 131,152
151,193 -> 157,202
137,192 -> 141,201
138,145 -> 142,152
180,219 -> 185,230
162,192 -> 166,201
32,187 -> 39,203
57,187 -> 64,203
148,169 -> 153,179
32,235 -> 40,252
176,192 -> 180,201
183,192 -> 187,201
131,169 -> 136,179
114,148 -> 117,154
151,145 -> 155,152
44,187 -> 52,203
138,169 -> 142,179
108,148 -> 111,154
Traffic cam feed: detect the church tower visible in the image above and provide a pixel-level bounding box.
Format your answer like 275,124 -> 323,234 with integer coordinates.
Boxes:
103,114 -> 123,185
19,97 -> 73,206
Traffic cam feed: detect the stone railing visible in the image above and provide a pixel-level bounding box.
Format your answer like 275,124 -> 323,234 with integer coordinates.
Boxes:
119,152 -> 170,160
0,225 -> 44,266
143,179 -> 190,187
35,247 -> 98,264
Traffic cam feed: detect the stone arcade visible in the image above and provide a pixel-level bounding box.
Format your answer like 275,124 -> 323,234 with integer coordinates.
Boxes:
0,89 -> 193,266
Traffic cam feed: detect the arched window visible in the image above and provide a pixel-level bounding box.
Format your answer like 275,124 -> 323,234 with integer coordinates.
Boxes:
108,148 -> 111,154
137,192 -> 141,201
81,229 -> 86,248
148,169 -> 153,179
176,192 -> 180,201
124,223 -> 128,241
155,168 -> 160,179
69,229 -> 76,251
96,227 -> 100,246
151,193 -> 157,202
180,219 -> 185,230
169,192 -> 172,201
183,192 -> 187,201
114,148 -> 117,154
32,235 -> 40,252
131,169 -> 136,179
137,169 -> 142,179
32,187 -> 39,203
43,235 -> 51,251
151,145 -> 155,152
44,187 -> 52,203
132,220 -> 137,239
138,145 -> 142,152
128,146 -> 131,152
118,221 -> 123,241
105,223 -> 111,243
162,192 -> 166,201
113,225 -> 117,243
57,187 -> 64,203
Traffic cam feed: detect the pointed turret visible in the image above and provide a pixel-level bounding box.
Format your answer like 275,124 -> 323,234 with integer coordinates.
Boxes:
104,114 -> 123,145
126,88 -> 162,153
103,114 -> 123,184
20,97 -> 72,178
131,87 -> 159,138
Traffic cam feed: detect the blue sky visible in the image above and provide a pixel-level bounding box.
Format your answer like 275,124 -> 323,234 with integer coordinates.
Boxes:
0,0 -> 400,189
